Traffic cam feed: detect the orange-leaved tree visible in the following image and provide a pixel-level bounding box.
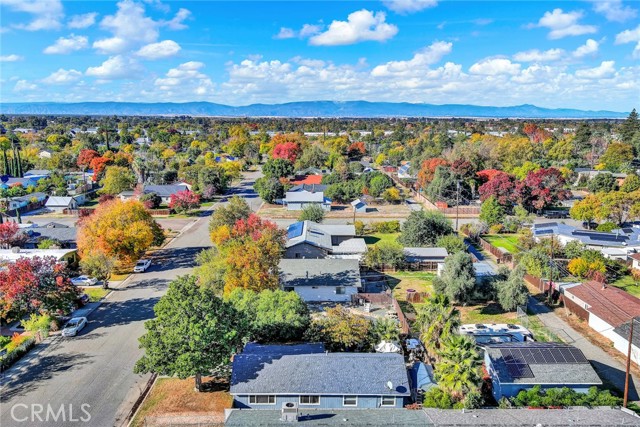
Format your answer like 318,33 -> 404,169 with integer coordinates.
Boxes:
77,199 -> 165,265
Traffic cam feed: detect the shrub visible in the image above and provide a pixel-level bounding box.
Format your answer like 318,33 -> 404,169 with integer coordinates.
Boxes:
0,336 -> 36,370
596,222 -> 617,232
140,192 -> 161,209
488,224 -> 504,234
423,387 -> 454,409
436,234 -> 467,254
370,220 -> 400,234
298,204 -> 325,223
354,220 -> 366,236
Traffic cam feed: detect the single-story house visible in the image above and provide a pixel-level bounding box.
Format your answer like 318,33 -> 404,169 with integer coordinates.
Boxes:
285,221 -> 366,260
403,247 -> 448,275
630,253 -> 640,270
532,222 -> 640,256
45,196 -> 79,213
279,258 -> 362,302
351,198 -> 367,213
7,192 -> 47,211
38,150 -> 52,159
397,162 -> 414,179
230,343 -> 410,410
284,190 -> 332,211
21,223 -> 77,249
574,169 -> 627,187
0,248 -> 78,264
484,342 -> 602,400
24,170 -> 51,178
119,184 -> 189,205
288,184 -> 327,193
1,177 -> 41,189
562,280 -> 640,366
458,323 -> 534,346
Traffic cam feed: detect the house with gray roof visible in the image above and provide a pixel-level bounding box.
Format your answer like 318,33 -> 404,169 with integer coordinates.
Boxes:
230,343 -> 411,410
279,258 -> 362,302
119,184 -> 190,205
285,221 -> 366,260
484,342 -> 602,400
45,196 -> 80,213
403,247 -> 448,274
532,222 -> 640,257
21,223 -> 77,249
288,184 -> 328,193
7,192 -> 47,211
284,190 -> 331,211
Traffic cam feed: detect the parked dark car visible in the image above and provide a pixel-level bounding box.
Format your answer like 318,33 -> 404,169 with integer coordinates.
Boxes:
543,210 -> 568,219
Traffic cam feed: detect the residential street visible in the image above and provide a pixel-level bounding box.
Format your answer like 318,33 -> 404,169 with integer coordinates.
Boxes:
0,170 -> 262,427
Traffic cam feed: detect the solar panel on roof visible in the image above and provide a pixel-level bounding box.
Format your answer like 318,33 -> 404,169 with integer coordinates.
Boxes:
506,363 -> 534,379
550,348 -> 566,363
287,222 -> 304,239
568,348 -> 588,363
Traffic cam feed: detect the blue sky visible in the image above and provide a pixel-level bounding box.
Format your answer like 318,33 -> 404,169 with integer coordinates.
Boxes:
1,0 -> 639,111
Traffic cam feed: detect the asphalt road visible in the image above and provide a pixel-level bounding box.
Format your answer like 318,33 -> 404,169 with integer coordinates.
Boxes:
0,170 -> 263,427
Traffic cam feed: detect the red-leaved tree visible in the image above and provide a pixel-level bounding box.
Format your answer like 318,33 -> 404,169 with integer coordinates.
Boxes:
168,190 -> 201,214
516,168 -> 571,211
417,158 -> 449,188
0,256 -> 78,320
0,222 -> 26,249
347,142 -> 366,159
478,172 -> 519,206
272,142 -> 301,163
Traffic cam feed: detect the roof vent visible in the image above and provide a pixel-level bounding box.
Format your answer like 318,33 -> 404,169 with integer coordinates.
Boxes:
10,247 -> 20,253
281,402 -> 298,422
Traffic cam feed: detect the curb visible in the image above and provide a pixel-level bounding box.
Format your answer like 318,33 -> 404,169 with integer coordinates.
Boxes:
124,373 -> 158,427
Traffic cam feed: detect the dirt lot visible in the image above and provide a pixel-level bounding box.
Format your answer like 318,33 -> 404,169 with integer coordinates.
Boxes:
258,203 -> 411,219
131,377 -> 232,427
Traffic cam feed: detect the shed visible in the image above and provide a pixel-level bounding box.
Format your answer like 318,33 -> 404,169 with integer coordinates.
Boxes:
351,198 -> 367,213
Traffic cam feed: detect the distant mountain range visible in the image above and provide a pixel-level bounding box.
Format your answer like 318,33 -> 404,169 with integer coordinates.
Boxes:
0,101 -> 627,119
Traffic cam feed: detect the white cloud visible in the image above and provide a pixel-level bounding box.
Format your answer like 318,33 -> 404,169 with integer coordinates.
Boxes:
469,58 -> 521,75
371,41 -> 452,77
135,40 -> 181,59
93,0 -> 160,54
14,79 -> 37,92
300,24 -> 322,38
1,0 -> 64,31
274,27 -> 296,39
0,54 -> 23,62
382,0 -> 437,14
155,61 -> 214,96
575,61 -> 616,79
616,25 -> 640,58
41,68 -> 83,84
85,55 -> 142,80
513,48 -> 565,62
67,12 -> 97,29
164,8 -> 191,30
309,10 -> 398,46
592,0 -> 637,22
43,34 -> 89,54
532,9 -> 597,39
573,39 -> 599,58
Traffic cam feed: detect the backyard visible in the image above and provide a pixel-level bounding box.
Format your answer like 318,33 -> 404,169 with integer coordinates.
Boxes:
482,234 -> 520,254
610,275 -> 640,298
363,232 -> 400,246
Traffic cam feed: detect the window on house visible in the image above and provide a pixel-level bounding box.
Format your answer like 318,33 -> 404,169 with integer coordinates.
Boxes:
299,395 -> 320,405
295,253 -> 301,258
381,396 -> 396,407
343,396 -> 357,406
336,287 -> 345,295
249,395 -> 276,405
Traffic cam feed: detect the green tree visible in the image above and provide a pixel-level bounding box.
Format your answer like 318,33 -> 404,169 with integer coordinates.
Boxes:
426,166 -> 471,207
479,196 -> 505,226
415,294 -> 460,362
423,387 -> 455,409
198,166 -> 230,198
100,165 -> 136,195
80,251 -> 116,289
435,234 -> 467,254
295,144 -> 329,170
254,177 -> 285,204
621,173 -> 640,193
599,142 -> 634,172
364,241 -> 405,268
587,173 -> 617,193
518,247 -> 553,278
262,158 -> 294,178
620,108 -> 640,143
226,289 -> 310,343
370,318 -> 400,343
194,247 -> 226,294
298,203 -> 325,223
570,194 -> 599,224
134,275 -> 247,391
304,305 -> 371,352
368,174 -> 394,197
433,252 -> 476,304
209,196 -> 251,232
563,240 -> 585,259
436,335 -> 482,399
398,210 -> 454,247
496,264 -> 529,311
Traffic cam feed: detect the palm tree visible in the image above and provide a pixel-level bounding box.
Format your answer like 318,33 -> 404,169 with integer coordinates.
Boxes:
415,294 -> 460,362
435,335 -> 482,399
371,318 -> 400,343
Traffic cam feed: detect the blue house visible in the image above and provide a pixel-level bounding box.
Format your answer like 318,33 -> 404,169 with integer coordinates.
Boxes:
484,342 -> 602,400
351,198 -> 367,213
231,343 -> 411,410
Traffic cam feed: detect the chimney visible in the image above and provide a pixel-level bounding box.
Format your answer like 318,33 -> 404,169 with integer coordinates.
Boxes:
602,283 -> 607,290
281,402 -> 299,422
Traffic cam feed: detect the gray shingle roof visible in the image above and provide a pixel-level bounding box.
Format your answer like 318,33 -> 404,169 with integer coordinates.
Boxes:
285,191 -> 326,203
289,184 -> 328,193
10,192 -> 47,203
45,196 -> 76,207
231,352 -> 410,396
403,247 -> 448,260
23,226 -> 77,244
286,221 -> 355,250
225,409 -> 429,426
143,184 -> 189,197
532,222 -> 640,248
485,343 -> 602,386
279,259 -> 361,288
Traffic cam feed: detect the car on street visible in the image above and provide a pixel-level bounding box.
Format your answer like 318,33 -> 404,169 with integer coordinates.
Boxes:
133,259 -> 152,272
62,317 -> 88,337
71,275 -> 98,286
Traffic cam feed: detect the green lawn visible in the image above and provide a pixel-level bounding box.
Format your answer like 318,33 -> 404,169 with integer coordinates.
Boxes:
610,275 -> 640,297
82,287 -> 110,302
482,234 -> 521,254
386,271 -> 435,302
363,232 -> 400,246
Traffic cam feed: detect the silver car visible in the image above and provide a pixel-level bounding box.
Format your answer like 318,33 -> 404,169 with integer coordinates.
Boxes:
71,275 -> 98,286
62,317 -> 88,337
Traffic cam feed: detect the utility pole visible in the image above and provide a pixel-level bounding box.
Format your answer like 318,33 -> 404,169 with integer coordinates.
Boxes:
548,233 -> 554,304
455,180 -> 460,232
624,317 -> 635,408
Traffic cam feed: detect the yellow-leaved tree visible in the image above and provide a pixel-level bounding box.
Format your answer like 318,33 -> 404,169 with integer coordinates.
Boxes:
77,200 -> 165,264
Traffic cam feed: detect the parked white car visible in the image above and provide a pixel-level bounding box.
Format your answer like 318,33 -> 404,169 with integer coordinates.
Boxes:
133,259 -> 152,273
62,317 -> 88,337
71,275 -> 98,286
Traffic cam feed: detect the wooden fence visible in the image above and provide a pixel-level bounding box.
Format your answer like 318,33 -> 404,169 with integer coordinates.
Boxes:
360,261 -> 440,273
477,236 -> 514,265
351,292 -> 410,335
